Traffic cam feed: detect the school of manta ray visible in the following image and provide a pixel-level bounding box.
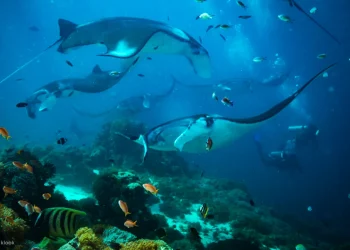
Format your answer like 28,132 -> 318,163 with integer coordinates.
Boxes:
1,0 -> 338,156
0,0 -> 345,249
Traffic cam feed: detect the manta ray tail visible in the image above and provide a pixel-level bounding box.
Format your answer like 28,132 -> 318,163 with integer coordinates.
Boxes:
115,133 -> 148,164
291,0 -> 340,45
228,63 -> 336,124
0,19 -> 73,85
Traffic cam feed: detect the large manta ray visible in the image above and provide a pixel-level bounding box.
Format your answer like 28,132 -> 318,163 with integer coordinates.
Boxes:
72,75 -> 178,118
0,17 -> 211,85
175,72 -> 291,94
56,17 -> 211,78
22,64 -> 131,119
117,63 -> 335,163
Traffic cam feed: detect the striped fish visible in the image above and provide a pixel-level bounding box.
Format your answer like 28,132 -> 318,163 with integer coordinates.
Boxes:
199,203 -> 209,218
34,207 -> 86,238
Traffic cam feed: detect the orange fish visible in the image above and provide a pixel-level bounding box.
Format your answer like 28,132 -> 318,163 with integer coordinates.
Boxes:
23,163 -> 33,174
142,183 -> 159,195
206,137 -> 213,151
12,161 -> 25,170
118,200 -> 131,216
124,220 -> 138,228
33,204 -> 41,213
42,193 -> 51,200
18,200 -> 30,207
5,216 -> 14,224
3,186 -> 17,198
0,127 -> 11,140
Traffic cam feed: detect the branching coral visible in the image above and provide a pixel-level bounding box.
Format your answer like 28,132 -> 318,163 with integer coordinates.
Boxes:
0,203 -> 29,243
121,239 -> 172,250
75,227 -> 112,250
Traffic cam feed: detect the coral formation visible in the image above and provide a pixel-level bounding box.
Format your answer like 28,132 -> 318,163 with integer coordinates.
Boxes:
103,226 -> 137,246
0,203 -> 29,243
76,227 -> 112,250
120,239 -> 172,250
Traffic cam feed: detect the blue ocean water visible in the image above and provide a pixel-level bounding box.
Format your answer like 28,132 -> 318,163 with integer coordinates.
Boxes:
0,0 -> 350,249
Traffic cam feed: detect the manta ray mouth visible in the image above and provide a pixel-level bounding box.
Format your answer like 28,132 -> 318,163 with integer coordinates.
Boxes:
174,117 -> 214,151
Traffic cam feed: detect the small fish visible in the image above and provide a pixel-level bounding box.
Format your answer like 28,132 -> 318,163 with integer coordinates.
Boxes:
15,78 -> 24,81
16,102 -> 28,108
3,186 -> 17,198
23,163 -> 33,174
322,72 -> 328,78
17,150 -> 24,155
109,159 -> 115,163
249,199 -> 255,206
147,57 -> 152,60
124,220 -> 138,228
219,34 -> 226,41
206,137 -> 213,151
155,228 -> 167,238
33,204 -> 41,213
196,13 -> 214,20
278,14 -> 293,22
200,170 -> 204,178
238,15 -> 251,19
0,127 -> 11,140
65,60 -> 73,67
118,200 -> 131,216
206,25 -> 214,32
29,26 -> 40,32
199,36 -> 202,44
138,74 -> 145,77
215,24 -> 231,29
216,84 -> 231,91
42,193 -> 52,200
317,53 -> 327,59
236,0 -> 247,9
13,161 -> 25,170
153,46 -> 159,50
253,56 -> 267,62
310,7 -> 317,14
57,137 -> 68,145
195,0 -> 206,2
143,183 -> 159,195
189,227 -> 201,240
221,97 -> 234,107
199,203 -> 209,218
212,92 -> 218,101
24,203 -> 34,216
307,206 -> 312,212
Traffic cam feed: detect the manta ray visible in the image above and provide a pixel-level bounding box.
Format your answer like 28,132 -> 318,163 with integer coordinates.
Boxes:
117,63 -> 335,163
0,17 -> 211,85
72,75 -> 178,118
57,17 -> 211,78
22,64 -> 130,119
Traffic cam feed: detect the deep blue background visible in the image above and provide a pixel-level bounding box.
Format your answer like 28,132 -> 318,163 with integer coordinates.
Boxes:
0,0 -> 349,242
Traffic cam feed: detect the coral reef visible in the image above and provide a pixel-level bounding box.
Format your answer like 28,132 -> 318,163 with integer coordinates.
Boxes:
120,239 -> 172,250
102,226 -> 137,246
0,203 -> 29,243
75,227 -> 112,250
